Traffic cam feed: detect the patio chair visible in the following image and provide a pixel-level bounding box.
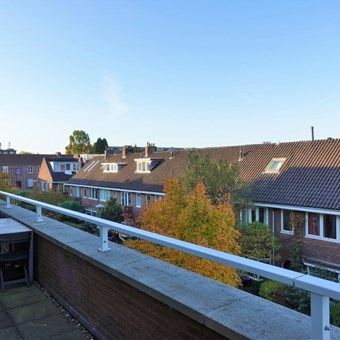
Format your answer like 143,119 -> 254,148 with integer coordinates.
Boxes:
0,232 -> 31,291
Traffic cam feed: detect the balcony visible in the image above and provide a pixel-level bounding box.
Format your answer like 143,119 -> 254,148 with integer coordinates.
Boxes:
0,191 -> 340,339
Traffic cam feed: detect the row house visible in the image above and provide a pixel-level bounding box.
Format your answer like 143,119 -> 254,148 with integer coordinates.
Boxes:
65,139 -> 340,277
38,157 -> 83,192
0,151 -> 81,191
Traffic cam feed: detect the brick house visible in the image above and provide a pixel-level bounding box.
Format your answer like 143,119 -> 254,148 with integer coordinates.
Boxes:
65,139 -> 340,277
38,156 -> 83,192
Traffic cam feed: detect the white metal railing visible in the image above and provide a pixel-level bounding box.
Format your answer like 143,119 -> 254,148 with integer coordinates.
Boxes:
0,190 -> 339,340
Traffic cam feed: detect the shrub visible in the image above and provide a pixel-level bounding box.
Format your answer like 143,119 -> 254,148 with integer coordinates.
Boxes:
259,280 -> 287,306
331,302 -> 340,327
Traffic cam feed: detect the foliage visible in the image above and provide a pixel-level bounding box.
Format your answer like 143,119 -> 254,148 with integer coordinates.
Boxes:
259,280 -> 310,315
259,280 -> 287,306
26,189 -> 66,206
238,222 -> 280,263
92,137 -> 108,154
0,171 -> 14,192
289,211 -> 305,271
65,130 -> 92,155
284,285 -> 310,315
60,200 -> 84,213
100,197 -> 124,223
331,302 -> 340,327
126,178 -> 241,287
180,150 -> 250,208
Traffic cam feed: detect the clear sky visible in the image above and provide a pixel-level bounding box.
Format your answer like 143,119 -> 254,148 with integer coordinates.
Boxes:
0,1 -> 339,154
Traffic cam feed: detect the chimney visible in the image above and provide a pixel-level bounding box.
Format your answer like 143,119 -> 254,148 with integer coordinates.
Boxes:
311,126 -> 315,141
238,149 -> 244,162
145,142 -> 157,158
122,145 -> 133,159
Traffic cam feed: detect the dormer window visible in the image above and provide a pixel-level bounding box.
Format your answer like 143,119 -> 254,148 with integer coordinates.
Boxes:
135,159 -> 151,173
265,158 -> 286,173
101,162 -> 126,173
135,158 -> 163,173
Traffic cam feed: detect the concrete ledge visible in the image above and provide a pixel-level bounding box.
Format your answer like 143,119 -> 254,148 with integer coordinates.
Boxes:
1,204 -> 340,339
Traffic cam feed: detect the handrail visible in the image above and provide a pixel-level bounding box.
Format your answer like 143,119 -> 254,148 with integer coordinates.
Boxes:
0,190 -> 338,339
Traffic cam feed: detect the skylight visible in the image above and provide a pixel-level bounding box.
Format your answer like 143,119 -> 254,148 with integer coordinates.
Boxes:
265,158 -> 286,173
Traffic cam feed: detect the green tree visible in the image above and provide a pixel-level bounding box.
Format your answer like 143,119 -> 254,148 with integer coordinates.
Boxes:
289,211 -> 305,271
238,222 -> 280,263
101,197 -> 124,222
0,171 -> 14,192
181,150 -> 250,207
65,130 -> 92,155
92,138 -> 108,154
126,178 -> 241,287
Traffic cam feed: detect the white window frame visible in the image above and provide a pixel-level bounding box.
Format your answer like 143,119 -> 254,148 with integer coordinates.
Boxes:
121,192 -> 132,206
264,158 -> 286,173
27,165 -> 33,174
99,189 -> 110,202
89,188 -> 98,200
281,209 -> 294,235
306,213 -> 339,243
136,193 -> 142,208
27,179 -> 34,187
2,166 -> 9,174
135,159 -> 151,173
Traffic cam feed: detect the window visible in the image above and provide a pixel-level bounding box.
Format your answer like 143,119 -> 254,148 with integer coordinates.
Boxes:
100,189 -> 110,201
84,160 -> 99,172
74,187 -> 80,198
121,192 -> 132,206
324,214 -> 336,239
2,166 -> 9,174
137,161 -> 150,173
37,165 -> 40,174
154,195 -> 163,201
308,213 -> 320,235
265,158 -> 286,173
281,209 -> 294,233
102,163 -> 118,173
136,193 -> 141,208
27,179 -> 34,187
27,166 -> 33,174
89,189 -> 98,200
15,168 -> 21,175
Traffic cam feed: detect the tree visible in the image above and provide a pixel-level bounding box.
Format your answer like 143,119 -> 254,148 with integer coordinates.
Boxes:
126,178 -> 241,287
100,197 -> 124,222
289,211 -> 305,271
238,222 -> 280,263
92,138 -> 108,154
180,150 -> 250,207
65,130 -> 92,155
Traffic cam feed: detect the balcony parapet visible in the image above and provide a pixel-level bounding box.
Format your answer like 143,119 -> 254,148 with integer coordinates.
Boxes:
1,192 -> 340,339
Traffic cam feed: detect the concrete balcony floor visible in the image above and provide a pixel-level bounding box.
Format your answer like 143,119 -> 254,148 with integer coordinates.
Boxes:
0,283 -> 93,340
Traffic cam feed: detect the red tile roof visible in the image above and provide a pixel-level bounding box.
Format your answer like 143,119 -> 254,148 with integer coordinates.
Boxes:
67,139 -> 340,210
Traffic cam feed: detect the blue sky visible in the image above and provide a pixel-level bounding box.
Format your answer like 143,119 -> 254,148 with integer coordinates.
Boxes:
0,1 -> 339,153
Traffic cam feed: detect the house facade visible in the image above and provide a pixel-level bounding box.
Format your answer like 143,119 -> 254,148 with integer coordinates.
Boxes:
65,139 -> 340,277
38,157 -> 83,192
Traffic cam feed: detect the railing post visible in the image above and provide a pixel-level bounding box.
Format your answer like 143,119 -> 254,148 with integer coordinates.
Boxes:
6,196 -> 11,208
311,293 -> 330,340
36,205 -> 43,222
98,226 -> 111,252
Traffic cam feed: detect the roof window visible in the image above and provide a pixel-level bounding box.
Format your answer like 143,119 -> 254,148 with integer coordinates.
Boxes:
264,158 -> 286,173
135,158 -> 162,173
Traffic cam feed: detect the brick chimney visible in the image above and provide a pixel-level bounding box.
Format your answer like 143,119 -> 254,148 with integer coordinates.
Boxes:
145,142 -> 157,158
122,145 -> 133,159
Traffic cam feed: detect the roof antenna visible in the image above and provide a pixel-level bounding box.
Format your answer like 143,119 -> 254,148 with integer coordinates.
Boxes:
311,126 -> 315,141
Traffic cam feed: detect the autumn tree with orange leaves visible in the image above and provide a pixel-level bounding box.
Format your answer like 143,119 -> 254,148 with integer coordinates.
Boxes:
125,178 -> 241,287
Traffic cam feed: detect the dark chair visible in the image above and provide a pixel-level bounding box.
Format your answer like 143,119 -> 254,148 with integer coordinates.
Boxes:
0,232 -> 31,291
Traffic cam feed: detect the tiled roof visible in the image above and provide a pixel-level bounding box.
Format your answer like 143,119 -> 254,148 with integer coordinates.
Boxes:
67,139 -> 340,210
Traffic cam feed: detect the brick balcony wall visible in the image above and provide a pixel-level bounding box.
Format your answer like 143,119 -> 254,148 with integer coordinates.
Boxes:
1,204 -> 340,340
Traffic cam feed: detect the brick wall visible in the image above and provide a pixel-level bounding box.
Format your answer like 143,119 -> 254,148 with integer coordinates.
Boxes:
34,235 -> 226,340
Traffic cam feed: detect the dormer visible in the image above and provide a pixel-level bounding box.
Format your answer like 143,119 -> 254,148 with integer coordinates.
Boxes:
101,162 -> 127,173
135,158 -> 162,173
